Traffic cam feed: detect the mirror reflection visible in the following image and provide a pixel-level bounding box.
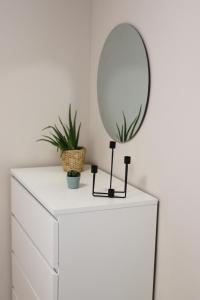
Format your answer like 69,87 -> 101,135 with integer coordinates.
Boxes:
97,23 -> 150,143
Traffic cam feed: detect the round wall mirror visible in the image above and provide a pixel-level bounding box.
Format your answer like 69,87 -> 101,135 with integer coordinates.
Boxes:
97,23 -> 150,143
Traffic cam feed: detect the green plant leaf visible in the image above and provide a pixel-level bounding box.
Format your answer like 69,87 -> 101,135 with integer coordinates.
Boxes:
122,112 -> 127,141
115,105 -> 142,142
38,104 -> 82,151
125,116 -> 137,139
68,104 -> 73,132
59,117 -> 69,141
116,122 -> 121,142
73,111 -> 77,143
128,105 -> 142,140
37,137 -> 58,147
121,125 -> 124,142
75,123 -> 81,148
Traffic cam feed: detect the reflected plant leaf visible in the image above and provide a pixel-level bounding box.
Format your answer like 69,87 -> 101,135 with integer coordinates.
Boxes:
116,105 -> 142,142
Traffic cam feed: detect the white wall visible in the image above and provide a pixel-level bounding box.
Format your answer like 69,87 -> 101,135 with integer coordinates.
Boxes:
2,1 -> 200,299
89,0 -> 200,299
0,1 -> 91,299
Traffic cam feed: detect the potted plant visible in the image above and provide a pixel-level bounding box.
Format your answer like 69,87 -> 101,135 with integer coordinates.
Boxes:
67,170 -> 81,189
38,104 -> 86,172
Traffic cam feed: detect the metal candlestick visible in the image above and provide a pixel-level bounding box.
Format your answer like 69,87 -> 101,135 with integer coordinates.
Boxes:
91,141 -> 131,198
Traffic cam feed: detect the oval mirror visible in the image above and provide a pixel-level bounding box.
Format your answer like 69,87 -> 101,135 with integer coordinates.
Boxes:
97,23 -> 150,143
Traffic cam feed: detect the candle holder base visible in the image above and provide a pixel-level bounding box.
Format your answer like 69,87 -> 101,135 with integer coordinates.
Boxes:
91,141 -> 131,198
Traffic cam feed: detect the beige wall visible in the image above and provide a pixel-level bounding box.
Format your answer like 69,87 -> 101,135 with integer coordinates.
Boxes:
89,0 -> 200,299
0,1 -> 91,299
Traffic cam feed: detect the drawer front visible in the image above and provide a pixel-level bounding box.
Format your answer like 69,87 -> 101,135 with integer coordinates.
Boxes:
12,289 -> 19,300
12,217 -> 58,300
11,177 -> 58,270
12,254 -> 39,300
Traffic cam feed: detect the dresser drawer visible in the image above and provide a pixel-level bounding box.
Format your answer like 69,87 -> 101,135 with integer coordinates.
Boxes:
11,216 -> 58,300
11,177 -> 58,270
12,254 -> 39,300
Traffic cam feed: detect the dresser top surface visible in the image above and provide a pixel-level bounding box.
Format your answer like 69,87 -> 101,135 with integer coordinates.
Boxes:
11,165 -> 158,216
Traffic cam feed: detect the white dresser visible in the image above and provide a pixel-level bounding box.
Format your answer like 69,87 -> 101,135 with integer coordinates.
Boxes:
11,165 -> 158,300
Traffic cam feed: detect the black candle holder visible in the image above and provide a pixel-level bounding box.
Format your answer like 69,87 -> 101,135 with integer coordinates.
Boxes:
91,141 -> 131,198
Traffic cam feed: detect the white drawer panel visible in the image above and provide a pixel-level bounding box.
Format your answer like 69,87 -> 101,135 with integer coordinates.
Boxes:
12,289 -> 19,300
11,177 -> 58,270
12,254 -> 39,300
12,217 -> 58,300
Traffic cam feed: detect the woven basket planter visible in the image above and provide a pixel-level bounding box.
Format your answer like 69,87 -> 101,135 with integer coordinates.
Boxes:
61,148 -> 86,172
